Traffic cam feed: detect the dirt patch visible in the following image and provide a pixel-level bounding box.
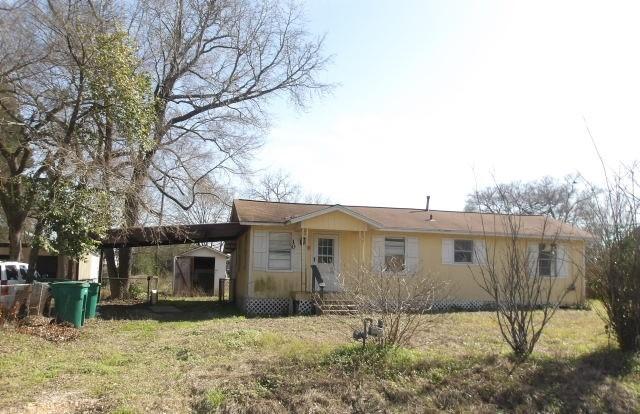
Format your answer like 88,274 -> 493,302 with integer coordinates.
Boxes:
1,391 -> 106,414
14,316 -> 79,342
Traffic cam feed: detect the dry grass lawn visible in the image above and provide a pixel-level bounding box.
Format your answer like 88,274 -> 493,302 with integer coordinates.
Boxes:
0,298 -> 638,413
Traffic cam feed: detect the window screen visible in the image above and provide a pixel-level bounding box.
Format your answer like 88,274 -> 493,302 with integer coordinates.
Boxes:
268,233 -> 292,270
538,244 -> 556,276
454,240 -> 474,263
385,238 -> 405,272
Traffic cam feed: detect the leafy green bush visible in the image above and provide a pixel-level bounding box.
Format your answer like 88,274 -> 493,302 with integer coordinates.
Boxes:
127,283 -> 146,300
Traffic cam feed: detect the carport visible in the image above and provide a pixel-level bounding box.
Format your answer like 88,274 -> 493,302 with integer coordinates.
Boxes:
100,222 -> 247,301
101,222 -> 247,249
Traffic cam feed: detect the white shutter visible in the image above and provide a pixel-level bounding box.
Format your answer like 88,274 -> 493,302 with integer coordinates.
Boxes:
527,244 -> 539,276
556,244 -> 569,277
406,237 -> 419,274
473,240 -> 487,265
442,239 -> 454,264
372,236 -> 385,271
291,232 -> 302,272
253,231 -> 267,270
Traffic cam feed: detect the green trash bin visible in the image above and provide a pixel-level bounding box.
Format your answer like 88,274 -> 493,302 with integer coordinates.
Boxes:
50,282 -> 89,328
85,282 -> 101,319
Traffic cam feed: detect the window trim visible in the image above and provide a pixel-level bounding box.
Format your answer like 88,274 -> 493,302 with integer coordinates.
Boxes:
267,232 -> 293,272
384,236 -> 406,272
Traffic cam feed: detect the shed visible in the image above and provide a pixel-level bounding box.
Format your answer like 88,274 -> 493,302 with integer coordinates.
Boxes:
173,246 -> 228,296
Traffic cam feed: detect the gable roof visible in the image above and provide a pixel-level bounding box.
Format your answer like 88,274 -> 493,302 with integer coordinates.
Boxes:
232,199 -> 592,240
286,205 -> 384,228
177,245 -> 229,258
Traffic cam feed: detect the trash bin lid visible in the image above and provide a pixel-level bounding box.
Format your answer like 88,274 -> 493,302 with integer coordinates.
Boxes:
50,281 -> 90,289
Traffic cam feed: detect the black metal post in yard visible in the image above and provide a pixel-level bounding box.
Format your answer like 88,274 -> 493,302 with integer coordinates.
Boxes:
147,276 -> 151,303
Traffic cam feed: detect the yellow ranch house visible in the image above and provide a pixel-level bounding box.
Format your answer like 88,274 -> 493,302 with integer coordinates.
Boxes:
226,199 -> 591,316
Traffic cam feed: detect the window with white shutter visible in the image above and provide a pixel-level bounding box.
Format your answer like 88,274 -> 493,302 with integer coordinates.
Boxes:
556,245 -> 569,277
473,240 -> 487,265
442,239 -> 454,264
405,237 -> 419,273
372,236 -> 385,271
253,231 -> 267,270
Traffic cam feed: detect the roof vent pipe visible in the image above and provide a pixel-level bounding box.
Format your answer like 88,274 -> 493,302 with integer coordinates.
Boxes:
425,195 -> 430,211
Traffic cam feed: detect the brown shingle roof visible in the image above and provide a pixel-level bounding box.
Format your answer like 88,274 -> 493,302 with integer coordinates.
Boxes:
232,199 -> 592,240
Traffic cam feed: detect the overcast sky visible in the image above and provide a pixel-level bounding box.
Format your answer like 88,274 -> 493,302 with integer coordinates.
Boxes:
252,1 -> 640,210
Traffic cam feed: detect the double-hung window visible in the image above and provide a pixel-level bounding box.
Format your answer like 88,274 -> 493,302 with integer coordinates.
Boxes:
384,237 -> 405,272
268,232 -> 292,271
538,243 -> 557,276
454,240 -> 474,263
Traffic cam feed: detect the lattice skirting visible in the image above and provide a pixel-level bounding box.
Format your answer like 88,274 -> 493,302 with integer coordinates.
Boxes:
239,297 -> 292,316
237,297 -> 317,316
295,300 -> 315,315
237,297 -> 499,316
431,300 -> 495,312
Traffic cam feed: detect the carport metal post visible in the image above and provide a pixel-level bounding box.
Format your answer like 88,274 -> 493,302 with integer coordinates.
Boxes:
98,249 -> 104,284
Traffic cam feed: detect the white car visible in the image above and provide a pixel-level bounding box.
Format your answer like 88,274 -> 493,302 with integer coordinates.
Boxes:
0,261 -> 30,313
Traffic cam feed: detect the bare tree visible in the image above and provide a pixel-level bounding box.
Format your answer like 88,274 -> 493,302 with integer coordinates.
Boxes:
246,169 -> 330,203
332,263 -> 446,347
587,163 -> 640,352
465,175 -> 598,229
470,188 -> 579,359
246,169 -> 302,202
98,0 -> 330,297
168,177 -> 233,225
0,3 -> 46,261
0,0 -> 124,262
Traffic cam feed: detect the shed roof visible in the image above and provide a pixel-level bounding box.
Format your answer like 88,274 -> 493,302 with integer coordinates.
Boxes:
232,199 -> 592,240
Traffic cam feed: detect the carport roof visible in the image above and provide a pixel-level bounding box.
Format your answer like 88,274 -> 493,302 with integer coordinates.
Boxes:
101,222 -> 247,248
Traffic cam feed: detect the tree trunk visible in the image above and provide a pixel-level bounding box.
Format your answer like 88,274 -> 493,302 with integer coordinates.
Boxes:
109,154 -> 152,298
26,220 -> 45,281
26,244 -> 40,281
117,247 -> 132,298
0,182 -> 30,262
105,248 -> 127,299
7,225 -> 23,261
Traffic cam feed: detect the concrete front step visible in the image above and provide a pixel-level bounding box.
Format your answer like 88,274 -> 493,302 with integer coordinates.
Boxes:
319,301 -> 357,306
314,300 -> 359,315
321,305 -> 358,311
317,308 -> 359,315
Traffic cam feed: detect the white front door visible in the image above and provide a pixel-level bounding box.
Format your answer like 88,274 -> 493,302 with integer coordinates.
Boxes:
313,235 -> 340,292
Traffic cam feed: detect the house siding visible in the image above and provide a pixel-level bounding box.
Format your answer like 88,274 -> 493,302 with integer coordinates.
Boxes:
232,210 -> 587,315
233,230 -> 250,302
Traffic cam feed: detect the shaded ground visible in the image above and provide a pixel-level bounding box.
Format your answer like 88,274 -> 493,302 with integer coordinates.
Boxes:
0,299 -> 638,413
